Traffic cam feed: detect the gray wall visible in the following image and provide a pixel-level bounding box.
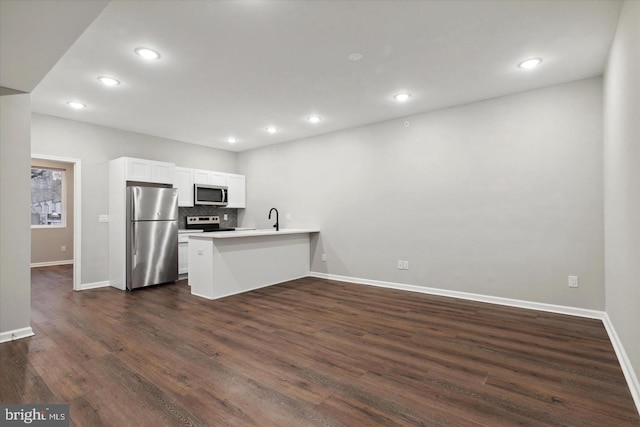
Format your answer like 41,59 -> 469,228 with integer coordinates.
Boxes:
604,0 -> 640,397
31,113 -> 237,285
238,78 -> 605,310
30,158 -> 74,264
0,89 -> 31,336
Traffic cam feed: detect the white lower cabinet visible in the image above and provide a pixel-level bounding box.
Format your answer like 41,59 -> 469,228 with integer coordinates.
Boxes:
178,234 -> 191,276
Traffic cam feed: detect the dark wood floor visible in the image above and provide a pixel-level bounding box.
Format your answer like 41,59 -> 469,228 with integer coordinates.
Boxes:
1,265 -> 638,426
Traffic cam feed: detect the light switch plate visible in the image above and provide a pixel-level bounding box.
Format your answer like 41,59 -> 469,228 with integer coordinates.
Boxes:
568,275 -> 578,288
99,214 -> 109,223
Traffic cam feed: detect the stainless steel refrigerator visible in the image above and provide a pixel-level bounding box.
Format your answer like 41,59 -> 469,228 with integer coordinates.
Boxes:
126,185 -> 178,290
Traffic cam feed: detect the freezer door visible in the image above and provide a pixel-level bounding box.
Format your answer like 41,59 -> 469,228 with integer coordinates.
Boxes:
127,220 -> 178,289
128,186 -> 178,221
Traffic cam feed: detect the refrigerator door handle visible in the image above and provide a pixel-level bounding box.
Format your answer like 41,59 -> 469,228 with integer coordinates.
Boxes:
132,222 -> 137,255
130,188 -> 135,220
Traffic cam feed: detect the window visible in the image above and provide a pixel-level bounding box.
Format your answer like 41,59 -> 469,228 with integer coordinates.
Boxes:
31,167 -> 66,227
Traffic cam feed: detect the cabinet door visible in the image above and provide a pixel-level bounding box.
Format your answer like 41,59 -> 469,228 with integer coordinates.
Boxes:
193,169 -> 211,184
193,169 -> 227,186
150,161 -> 175,184
210,171 -> 227,186
125,158 -> 175,184
174,167 -> 194,207
178,242 -> 189,275
226,174 -> 246,208
126,158 -> 152,181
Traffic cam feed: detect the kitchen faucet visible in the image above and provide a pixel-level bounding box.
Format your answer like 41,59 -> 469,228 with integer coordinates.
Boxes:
269,208 -> 279,231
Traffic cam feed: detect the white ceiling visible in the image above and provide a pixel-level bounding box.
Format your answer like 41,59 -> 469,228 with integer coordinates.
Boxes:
0,0 -> 109,93
4,1 -> 623,152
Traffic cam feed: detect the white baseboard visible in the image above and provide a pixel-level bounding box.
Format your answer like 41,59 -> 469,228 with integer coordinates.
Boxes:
0,327 -> 34,343
79,280 -> 110,290
309,271 -> 639,415
602,314 -> 640,415
30,260 -> 73,268
309,272 -> 605,319
28,262 -> 109,291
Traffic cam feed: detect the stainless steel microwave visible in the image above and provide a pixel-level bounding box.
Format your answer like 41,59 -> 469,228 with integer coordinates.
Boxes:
194,184 -> 228,206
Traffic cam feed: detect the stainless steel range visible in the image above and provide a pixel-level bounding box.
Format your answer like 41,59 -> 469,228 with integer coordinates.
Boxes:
185,215 -> 235,232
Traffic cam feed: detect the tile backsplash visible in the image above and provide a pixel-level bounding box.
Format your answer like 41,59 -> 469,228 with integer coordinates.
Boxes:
178,206 -> 238,229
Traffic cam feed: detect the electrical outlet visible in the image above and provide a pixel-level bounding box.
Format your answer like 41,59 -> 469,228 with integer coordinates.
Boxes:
285,213 -> 292,221
397,260 -> 404,269
321,253 -> 327,262
61,246 -> 66,252
98,214 -> 109,223
223,214 -> 228,221
568,276 -> 578,288
403,260 -> 409,270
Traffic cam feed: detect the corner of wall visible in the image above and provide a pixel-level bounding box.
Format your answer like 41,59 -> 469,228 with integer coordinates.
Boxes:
0,91 -> 33,338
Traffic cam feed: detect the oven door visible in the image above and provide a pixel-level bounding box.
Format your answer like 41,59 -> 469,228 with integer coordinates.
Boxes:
194,184 -> 227,206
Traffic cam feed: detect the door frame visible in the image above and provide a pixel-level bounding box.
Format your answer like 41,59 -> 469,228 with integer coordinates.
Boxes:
31,154 -> 82,291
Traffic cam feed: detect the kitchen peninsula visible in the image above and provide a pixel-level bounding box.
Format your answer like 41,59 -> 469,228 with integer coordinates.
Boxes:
188,229 -> 320,300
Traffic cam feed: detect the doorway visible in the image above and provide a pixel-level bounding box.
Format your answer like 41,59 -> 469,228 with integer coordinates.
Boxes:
31,154 -> 81,290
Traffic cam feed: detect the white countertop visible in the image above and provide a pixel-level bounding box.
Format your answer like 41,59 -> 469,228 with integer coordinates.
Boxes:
189,228 -> 320,239
178,229 -> 203,234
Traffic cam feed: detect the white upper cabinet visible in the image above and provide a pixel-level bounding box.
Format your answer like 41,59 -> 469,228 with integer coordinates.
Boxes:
125,157 -> 174,185
193,169 -> 227,186
211,172 -> 227,186
192,169 -> 210,184
151,161 -> 175,184
226,173 -> 246,208
176,165 -> 245,208
174,167 -> 194,207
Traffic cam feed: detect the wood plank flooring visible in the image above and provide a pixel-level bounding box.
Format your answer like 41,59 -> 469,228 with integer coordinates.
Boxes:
1,264 -> 638,426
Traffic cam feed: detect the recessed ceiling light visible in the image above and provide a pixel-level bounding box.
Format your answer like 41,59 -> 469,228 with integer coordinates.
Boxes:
348,52 -> 363,61
307,116 -> 321,123
517,57 -> 543,70
394,93 -> 411,102
66,101 -> 86,109
227,137 -> 237,144
97,76 -> 120,86
266,126 -> 278,134
135,47 -> 161,60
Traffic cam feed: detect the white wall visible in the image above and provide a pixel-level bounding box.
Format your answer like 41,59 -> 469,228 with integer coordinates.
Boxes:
0,89 -> 32,338
239,78 -> 605,310
31,113 -> 237,286
604,0 -> 640,402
